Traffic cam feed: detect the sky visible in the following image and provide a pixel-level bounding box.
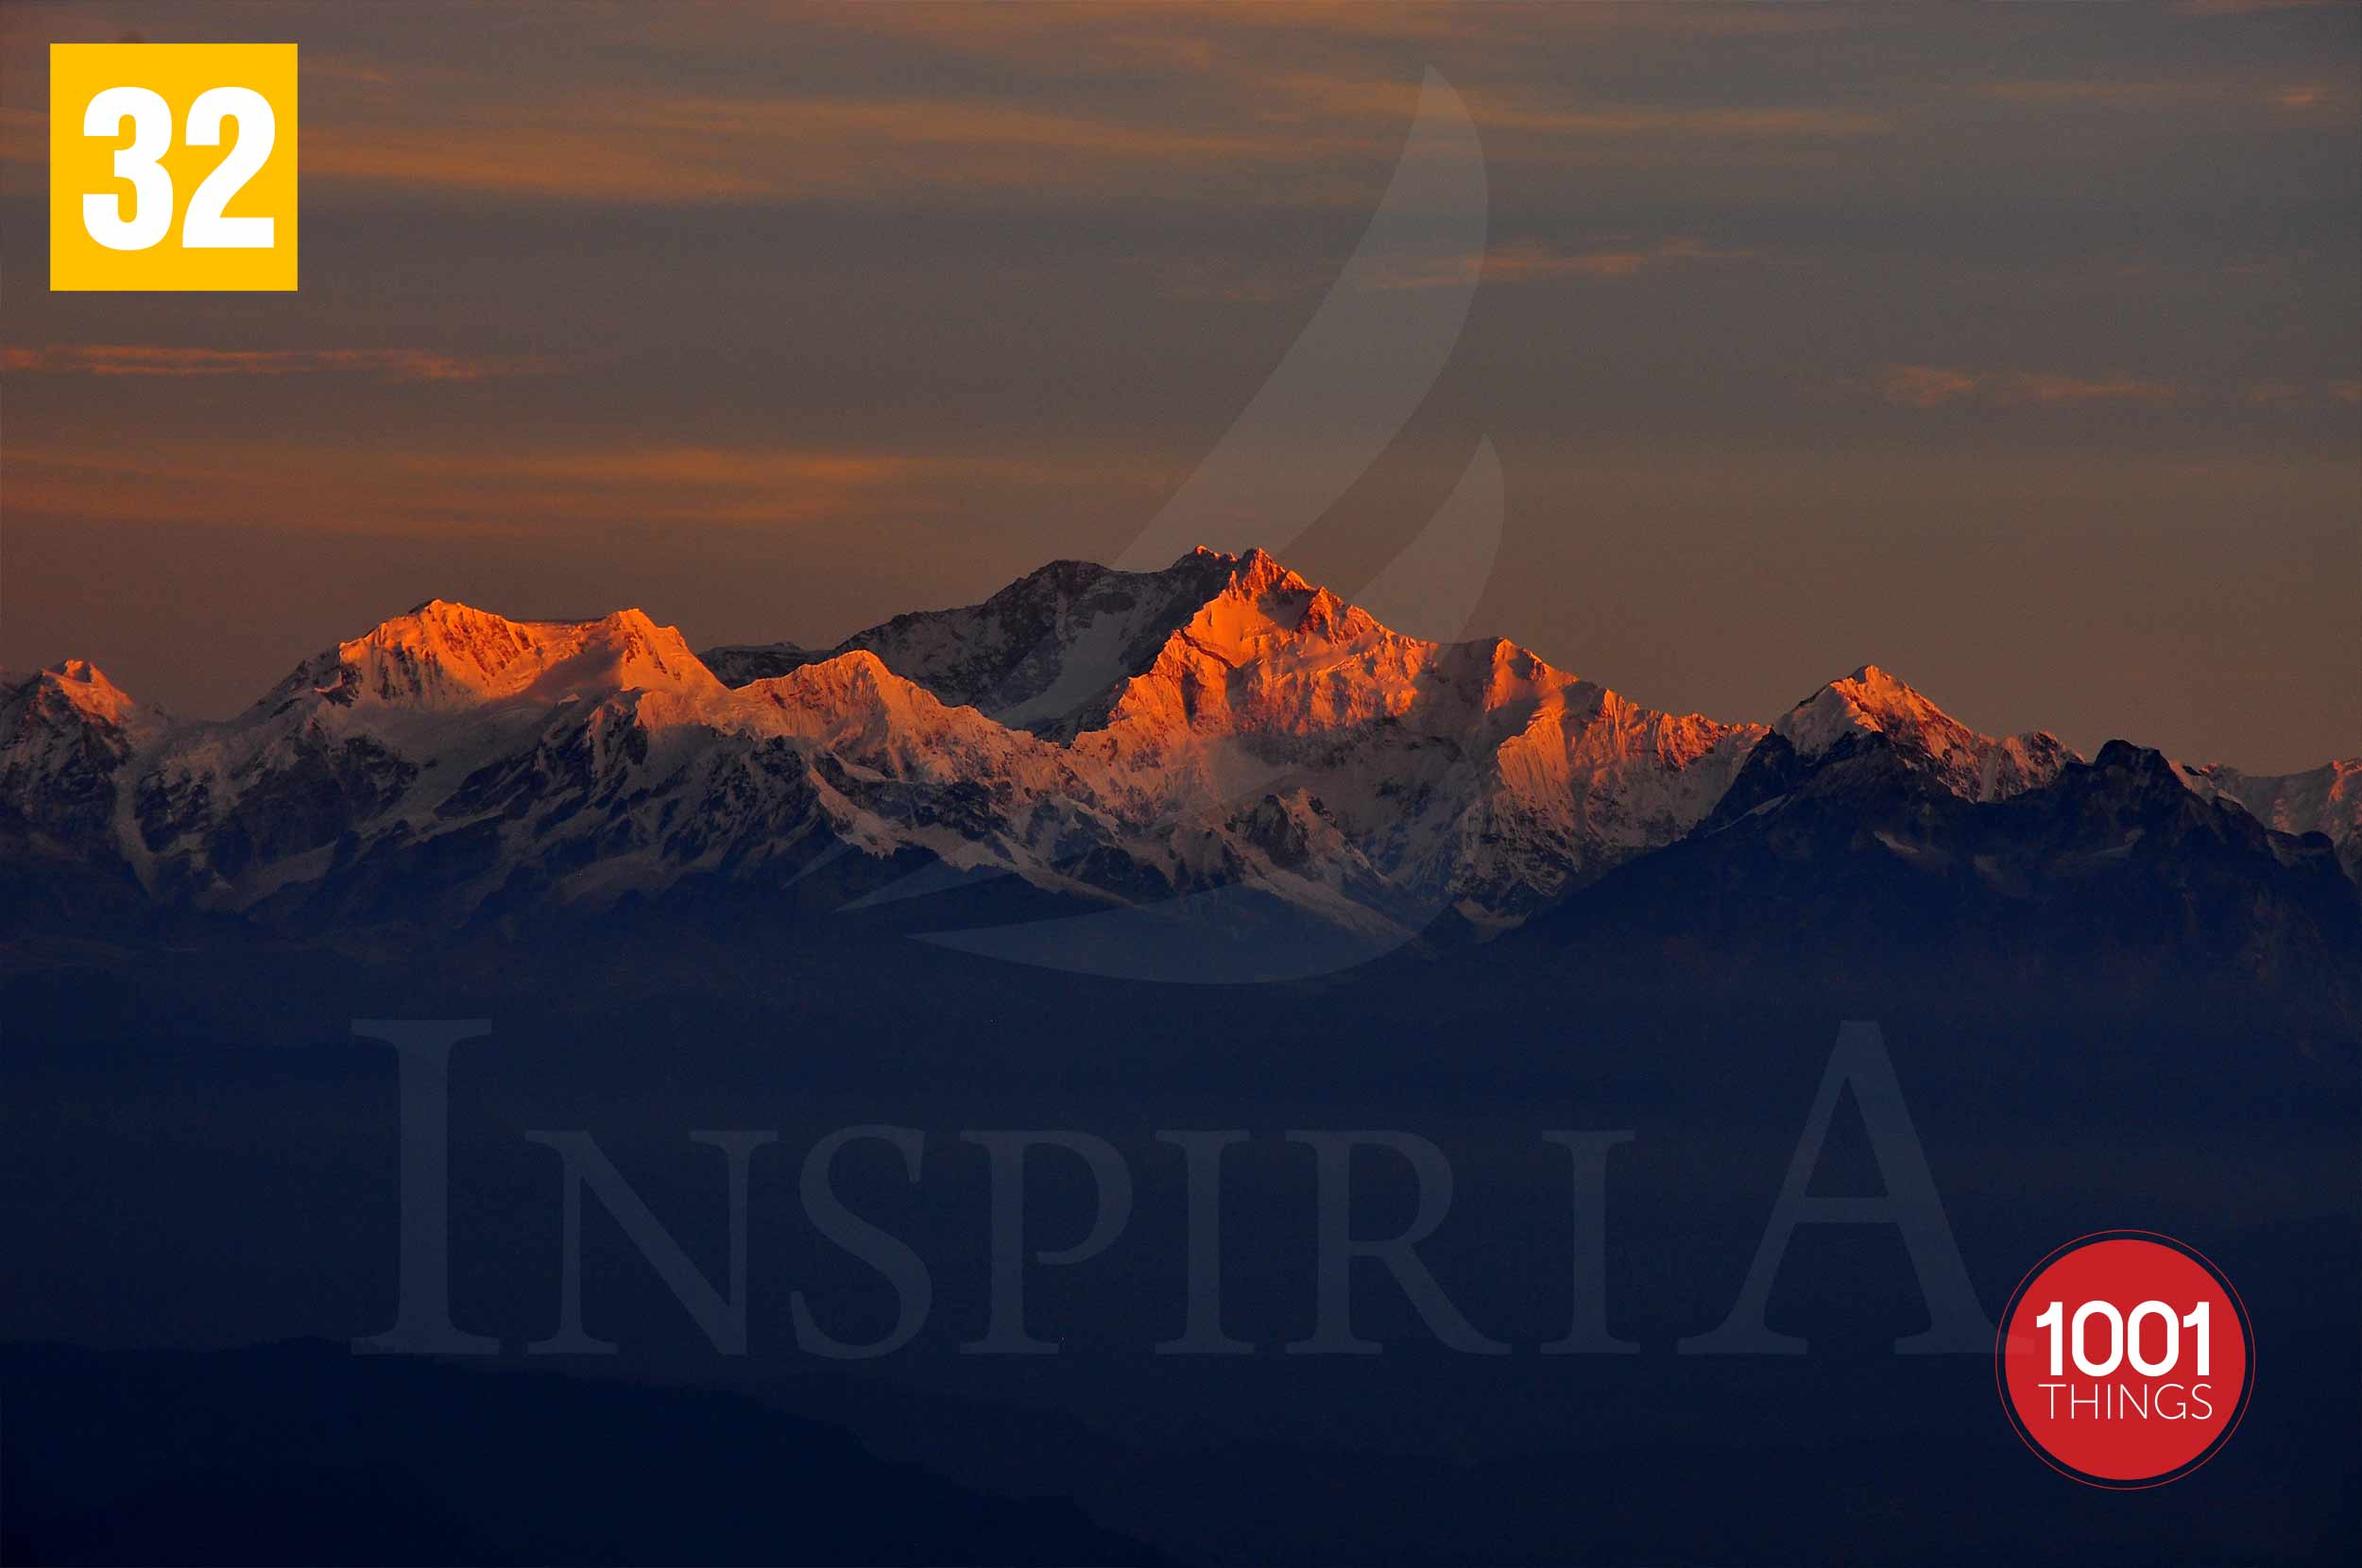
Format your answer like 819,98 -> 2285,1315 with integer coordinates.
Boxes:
3,0 -> 2356,772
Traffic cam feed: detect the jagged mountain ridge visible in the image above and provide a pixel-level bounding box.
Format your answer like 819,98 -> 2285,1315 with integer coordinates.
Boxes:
0,660 -> 169,850
3,547 -> 2354,958
1773,664 -> 2075,802
2174,757 -> 2362,885
703,549 -> 1244,740
0,550 -> 1768,937
1520,729 -> 2362,1042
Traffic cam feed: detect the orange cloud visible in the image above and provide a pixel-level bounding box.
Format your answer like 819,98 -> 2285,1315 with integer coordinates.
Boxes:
2009,373 -> 2187,407
2231,381 -> 2362,409
1875,366 -> 1983,408
1981,80 -> 2221,108
1466,103 -> 1891,142
417,446 -> 926,492
0,1 -> 1908,213
2237,381 -> 2312,409
306,124 -> 777,203
1369,237 -> 1750,291
4,345 -> 550,382
1261,71 -> 1889,142
1978,77 -> 2352,113
1876,366 -> 2189,409
307,92 -> 1369,206
0,437 -> 1159,534
275,14 -> 1889,210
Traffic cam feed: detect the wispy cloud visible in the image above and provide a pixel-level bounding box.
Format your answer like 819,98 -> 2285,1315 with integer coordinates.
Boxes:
2266,83 -> 2344,110
1148,235 -> 1753,301
3,437 -> 1155,533
304,92 -> 1367,205
3,345 -> 551,382
304,82 -> 1886,207
1875,366 -> 2190,409
2243,379 -> 2362,407
1973,74 -> 2353,118
1981,80 -> 2230,108
1479,236 -> 1749,283
1258,71 -> 1890,143
1878,368 -> 2361,412
272,9 -> 1891,211
1368,237 -> 1751,292
2009,372 -> 2191,407
1876,366 -> 1985,409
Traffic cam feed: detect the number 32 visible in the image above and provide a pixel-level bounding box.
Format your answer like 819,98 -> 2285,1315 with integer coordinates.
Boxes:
82,85 -> 275,251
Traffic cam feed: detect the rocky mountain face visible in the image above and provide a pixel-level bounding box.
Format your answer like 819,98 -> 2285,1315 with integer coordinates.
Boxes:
0,660 -> 165,851
2174,757 -> 2362,885
1522,720 -> 2362,1041
4,548 -> 2355,997
0,551 -> 1768,941
1769,664 -> 2075,803
703,550 -> 1244,738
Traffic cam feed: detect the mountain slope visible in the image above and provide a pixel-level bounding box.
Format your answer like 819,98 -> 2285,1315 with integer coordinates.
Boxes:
0,661 -> 168,850
2177,758 -> 2362,884
703,550 -> 1242,738
1522,723 -> 2360,1043
1773,664 -> 2075,800
3,553 -> 2352,990
0,661 -> 176,936
1060,549 -> 1766,921
276,599 -> 726,714
34,546 -> 1765,943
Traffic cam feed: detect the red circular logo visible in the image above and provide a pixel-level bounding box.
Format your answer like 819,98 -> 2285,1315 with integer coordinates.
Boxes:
1995,1232 -> 2251,1488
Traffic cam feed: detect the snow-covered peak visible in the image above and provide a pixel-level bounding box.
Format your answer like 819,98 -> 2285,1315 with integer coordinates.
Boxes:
743,648 -> 933,725
681,546 -> 1770,921
1091,550 -> 1660,753
1,659 -> 168,747
27,659 -> 148,724
26,551 -> 2347,950
0,661 -> 173,849
733,648 -> 1040,758
273,600 -> 723,715
1778,665 -> 1949,758
1172,547 -> 1385,662
1775,665 -> 2074,801
702,547 -> 1275,739
2177,757 -> 2362,878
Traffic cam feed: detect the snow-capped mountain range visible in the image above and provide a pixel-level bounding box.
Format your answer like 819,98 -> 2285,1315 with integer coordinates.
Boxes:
4,548 -> 2355,951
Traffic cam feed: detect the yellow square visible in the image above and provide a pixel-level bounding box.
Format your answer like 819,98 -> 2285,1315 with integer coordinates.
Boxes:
50,43 -> 299,292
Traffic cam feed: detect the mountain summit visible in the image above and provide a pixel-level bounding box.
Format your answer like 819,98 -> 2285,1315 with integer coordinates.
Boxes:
267,600 -> 722,715
3,551 -> 2354,970
1772,664 -> 2076,802
705,548 -> 1250,738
